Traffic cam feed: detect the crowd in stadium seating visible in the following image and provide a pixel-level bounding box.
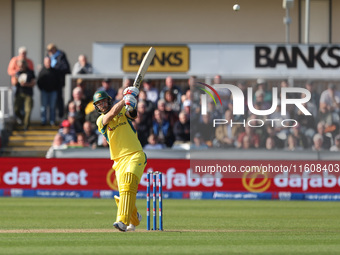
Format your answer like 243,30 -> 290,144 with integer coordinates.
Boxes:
51,75 -> 340,152
8,45 -> 340,153
189,79 -> 340,152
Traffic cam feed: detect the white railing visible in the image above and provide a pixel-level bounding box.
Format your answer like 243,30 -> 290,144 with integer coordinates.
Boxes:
0,87 -> 13,118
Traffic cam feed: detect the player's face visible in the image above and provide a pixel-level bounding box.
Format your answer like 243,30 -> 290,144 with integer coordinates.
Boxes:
95,98 -> 109,112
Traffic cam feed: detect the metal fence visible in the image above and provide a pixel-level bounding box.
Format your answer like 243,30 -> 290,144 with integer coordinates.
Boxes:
0,87 -> 13,118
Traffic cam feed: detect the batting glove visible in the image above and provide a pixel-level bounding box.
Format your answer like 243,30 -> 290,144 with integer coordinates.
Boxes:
124,95 -> 137,111
123,86 -> 139,97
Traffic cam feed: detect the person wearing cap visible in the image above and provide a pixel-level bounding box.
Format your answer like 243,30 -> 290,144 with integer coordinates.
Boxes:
72,54 -> 93,75
58,119 -> 76,145
7,46 -> 34,86
46,43 -> 71,119
97,78 -> 117,99
92,87 -> 145,232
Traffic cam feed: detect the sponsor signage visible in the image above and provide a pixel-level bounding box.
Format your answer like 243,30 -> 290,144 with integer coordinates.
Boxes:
122,45 -> 189,72
1,158 -> 340,194
93,43 -> 340,76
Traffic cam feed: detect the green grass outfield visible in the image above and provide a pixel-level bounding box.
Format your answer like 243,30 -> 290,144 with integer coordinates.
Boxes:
1,198 -> 340,255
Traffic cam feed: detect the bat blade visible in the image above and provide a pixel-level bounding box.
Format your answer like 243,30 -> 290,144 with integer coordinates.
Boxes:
133,47 -> 156,89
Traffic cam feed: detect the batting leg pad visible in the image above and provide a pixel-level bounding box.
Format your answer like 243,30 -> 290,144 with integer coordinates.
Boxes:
114,195 -> 140,226
116,172 -> 139,225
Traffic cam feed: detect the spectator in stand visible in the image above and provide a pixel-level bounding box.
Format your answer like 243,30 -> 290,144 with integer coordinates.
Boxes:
278,79 -> 297,118
13,60 -> 36,131
97,78 -> 117,99
8,46 -> 34,87
312,133 -> 324,151
181,89 -> 191,107
114,87 -> 124,104
66,87 -> 87,126
296,99 -> 317,140
157,98 -> 177,127
46,43 -> 71,120
37,57 -> 59,126
214,75 -> 231,115
72,54 -> 93,75
85,101 -> 100,131
213,74 -> 222,85
76,78 -> 92,104
122,78 -> 132,89
262,125 -> 284,149
144,134 -> 165,150
330,134 -> 340,151
318,99 -> 335,127
183,76 -> 196,96
173,111 -> 190,145
83,121 -> 98,149
182,100 -> 191,119
316,121 -> 332,150
255,78 -> 272,103
265,137 -> 276,150
97,133 -> 109,148
152,109 -> 173,147
160,76 -> 182,104
319,84 -> 340,134
197,113 -> 215,147
134,101 -> 152,147
52,133 -> 66,148
319,83 -> 340,114
138,90 -> 154,114
239,135 -> 253,149
247,114 -> 266,141
291,125 -> 309,149
213,109 -> 235,148
58,119 -> 76,145
305,80 -> 320,107
191,133 -> 209,150
268,101 -> 290,138
164,90 -> 181,113
252,89 -> 271,112
237,125 -> 260,149
67,112 -> 83,134
284,134 -> 303,151
142,79 -> 158,105
69,133 -> 89,148
46,133 -> 68,158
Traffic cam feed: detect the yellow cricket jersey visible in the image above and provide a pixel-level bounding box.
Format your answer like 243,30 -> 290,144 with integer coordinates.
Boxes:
96,107 -> 143,160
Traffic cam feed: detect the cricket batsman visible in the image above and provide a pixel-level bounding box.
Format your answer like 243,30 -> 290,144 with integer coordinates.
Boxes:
93,86 -> 146,232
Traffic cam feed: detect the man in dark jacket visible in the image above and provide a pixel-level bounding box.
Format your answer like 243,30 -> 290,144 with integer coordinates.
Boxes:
46,43 -> 71,119
37,57 -> 60,125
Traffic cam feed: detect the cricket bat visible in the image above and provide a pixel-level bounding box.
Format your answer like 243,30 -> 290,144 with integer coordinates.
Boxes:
132,47 -> 156,89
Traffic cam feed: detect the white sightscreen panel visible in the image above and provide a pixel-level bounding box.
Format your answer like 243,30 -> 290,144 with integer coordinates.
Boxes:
301,0 -> 329,43
14,0 -> 43,122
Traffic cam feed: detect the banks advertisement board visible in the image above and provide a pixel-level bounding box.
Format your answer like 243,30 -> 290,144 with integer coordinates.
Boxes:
0,158 -> 340,200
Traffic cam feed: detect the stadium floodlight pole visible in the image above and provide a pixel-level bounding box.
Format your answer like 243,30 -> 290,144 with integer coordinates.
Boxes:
304,0 -> 310,44
283,0 -> 294,44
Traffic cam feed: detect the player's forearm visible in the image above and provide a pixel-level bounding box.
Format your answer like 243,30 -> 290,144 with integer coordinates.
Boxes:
102,100 -> 125,125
